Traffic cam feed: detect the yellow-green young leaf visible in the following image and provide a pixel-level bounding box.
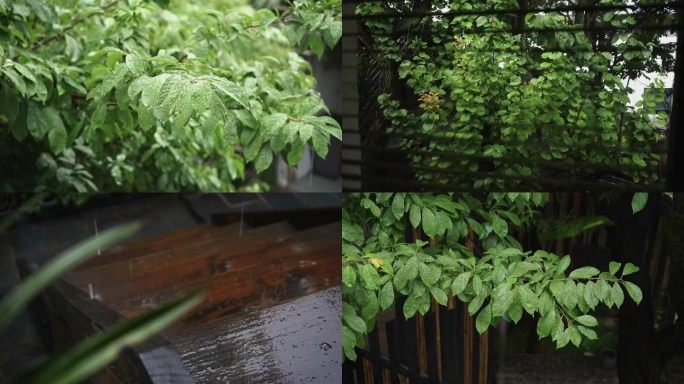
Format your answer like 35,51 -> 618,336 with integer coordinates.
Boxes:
475,303 -> 492,334
568,266 -> 600,279
622,262 -> 639,276
379,281 -> 394,310
342,265 -> 356,287
622,281 -> 642,305
574,315 -> 598,327
609,261 -> 621,276
254,144 -> 274,173
0,223 -> 141,333
18,290 -> 204,384
409,204 -> 421,228
421,207 -> 436,237
431,286 -> 448,306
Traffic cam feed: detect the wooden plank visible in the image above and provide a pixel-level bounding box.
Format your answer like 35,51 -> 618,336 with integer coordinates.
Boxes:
16,260 -> 194,384
72,224 -> 226,270
210,206 -> 340,230
167,287 -> 342,384
63,222 -> 341,326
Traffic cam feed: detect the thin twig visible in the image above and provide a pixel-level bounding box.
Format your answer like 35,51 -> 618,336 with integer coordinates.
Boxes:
29,0 -> 121,51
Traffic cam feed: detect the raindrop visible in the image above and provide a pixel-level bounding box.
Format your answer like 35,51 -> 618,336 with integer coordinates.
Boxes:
88,283 -> 94,299
239,203 -> 244,238
94,218 -> 100,255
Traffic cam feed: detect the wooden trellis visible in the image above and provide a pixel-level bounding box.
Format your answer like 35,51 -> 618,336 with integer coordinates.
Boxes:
343,219 -> 490,384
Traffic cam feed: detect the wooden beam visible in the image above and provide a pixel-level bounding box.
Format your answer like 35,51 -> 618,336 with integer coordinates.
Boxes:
16,259 -> 194,384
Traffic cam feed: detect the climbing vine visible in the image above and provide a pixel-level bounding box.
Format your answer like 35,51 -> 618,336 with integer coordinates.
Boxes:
0,0 -> 341,193
358,0 -> 671,188
341,192 -> 644,361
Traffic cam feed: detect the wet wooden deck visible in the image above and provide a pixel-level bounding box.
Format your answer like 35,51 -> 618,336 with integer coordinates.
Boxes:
56,217 -> 341,383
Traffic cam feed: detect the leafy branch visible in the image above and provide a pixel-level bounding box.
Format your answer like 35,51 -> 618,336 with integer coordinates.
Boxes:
341,192 -> 644,361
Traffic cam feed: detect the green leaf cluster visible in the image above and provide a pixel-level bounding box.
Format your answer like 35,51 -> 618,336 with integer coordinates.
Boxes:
0,0 -> 341,193
342,193 -> 644,361
367,0 -> 667,188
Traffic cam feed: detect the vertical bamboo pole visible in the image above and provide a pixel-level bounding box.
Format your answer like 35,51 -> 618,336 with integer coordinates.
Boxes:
429,237 -> 443,382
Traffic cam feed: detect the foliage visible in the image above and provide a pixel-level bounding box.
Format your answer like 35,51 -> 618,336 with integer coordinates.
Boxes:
0,0 -> 341,193
0,218 -> 205,384
341,192 -> 643,361
631,191 -> 673,213
358,0 -> 671,188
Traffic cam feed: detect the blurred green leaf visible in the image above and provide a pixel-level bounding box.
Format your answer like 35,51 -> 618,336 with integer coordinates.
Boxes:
16,290 -> 204,384
0,222 -> 141,332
